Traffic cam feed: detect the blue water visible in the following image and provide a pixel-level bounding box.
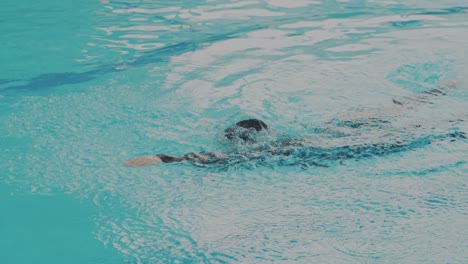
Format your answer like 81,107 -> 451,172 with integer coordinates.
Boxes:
1,0 -> 467,263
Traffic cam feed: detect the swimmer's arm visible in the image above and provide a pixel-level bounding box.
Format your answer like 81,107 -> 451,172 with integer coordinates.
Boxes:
121,152 -> 228,167
392,79 -> 457,107
121,155 -> 166,166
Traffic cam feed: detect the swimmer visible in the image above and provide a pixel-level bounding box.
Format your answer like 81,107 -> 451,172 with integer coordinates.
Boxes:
121,118 -> 465,167
122,80 -> 464,167
121,119 -> 269,166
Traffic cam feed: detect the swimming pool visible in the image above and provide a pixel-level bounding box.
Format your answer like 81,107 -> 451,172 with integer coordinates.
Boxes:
1,0 -> 467,263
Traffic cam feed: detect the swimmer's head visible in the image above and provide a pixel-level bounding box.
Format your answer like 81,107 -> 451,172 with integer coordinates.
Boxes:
224,119 -> 268,143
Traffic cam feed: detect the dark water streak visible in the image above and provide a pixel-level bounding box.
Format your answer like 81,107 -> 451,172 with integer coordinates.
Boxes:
0,25 -> 264,95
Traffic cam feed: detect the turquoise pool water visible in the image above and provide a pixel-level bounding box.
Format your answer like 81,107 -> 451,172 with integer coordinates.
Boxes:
1,0 -> 467,263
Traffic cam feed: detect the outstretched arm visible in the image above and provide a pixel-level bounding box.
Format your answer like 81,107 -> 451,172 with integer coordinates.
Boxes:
121,152 -> 228,167
121,155 -> 166,166
392,79 -> 457,108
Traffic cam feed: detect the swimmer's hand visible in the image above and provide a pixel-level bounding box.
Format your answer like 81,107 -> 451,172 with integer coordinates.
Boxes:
121,155 -> 163,167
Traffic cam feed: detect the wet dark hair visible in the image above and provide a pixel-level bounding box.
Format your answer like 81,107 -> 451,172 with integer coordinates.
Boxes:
224,119 -> 268,142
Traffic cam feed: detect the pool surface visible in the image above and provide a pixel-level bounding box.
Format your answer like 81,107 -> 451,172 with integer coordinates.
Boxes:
1,0 -> 467,263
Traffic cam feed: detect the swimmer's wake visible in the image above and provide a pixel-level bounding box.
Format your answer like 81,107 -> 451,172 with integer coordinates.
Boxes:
122,81 -> 466,168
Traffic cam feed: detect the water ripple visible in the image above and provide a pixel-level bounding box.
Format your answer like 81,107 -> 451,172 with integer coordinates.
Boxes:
1,0 -> 467,263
